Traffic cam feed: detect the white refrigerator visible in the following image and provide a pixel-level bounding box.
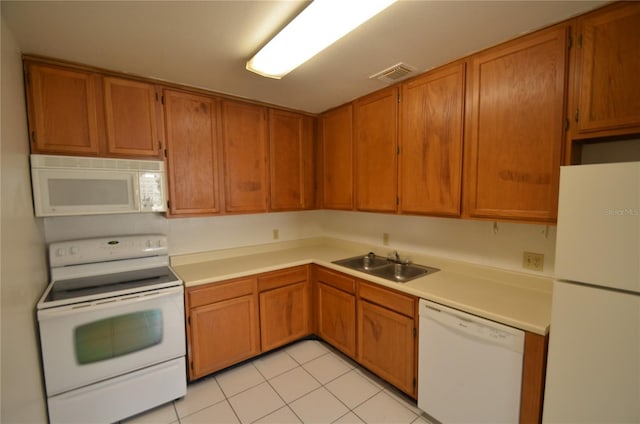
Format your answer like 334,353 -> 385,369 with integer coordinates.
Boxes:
543,162 -> 640,423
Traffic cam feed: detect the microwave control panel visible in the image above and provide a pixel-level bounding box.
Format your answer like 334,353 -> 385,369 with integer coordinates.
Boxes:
139,172 -> 166,212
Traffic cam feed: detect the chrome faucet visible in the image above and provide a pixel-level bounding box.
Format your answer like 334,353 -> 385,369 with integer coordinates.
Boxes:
388,250 -> 410,265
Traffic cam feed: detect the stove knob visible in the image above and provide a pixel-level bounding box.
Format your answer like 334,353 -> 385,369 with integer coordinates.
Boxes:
146,240 -> 153,248
56,248 -> 66,257
70,246 -> 79,255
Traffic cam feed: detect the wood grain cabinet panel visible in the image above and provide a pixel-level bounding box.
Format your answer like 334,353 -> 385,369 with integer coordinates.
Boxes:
188,290 -> 260,380
315,282 -> 356,358
268,109 -> 315,211
221,100 -> 269,213
103,76 -> 162,157
164,89 -> 221,216
25,62 -> 101,155
570,1 -> 640,139
319,104 -> 354,210
354,87 -> 398,213
465,24 -> 568,222
357,298 -> 416,397
399,62 -> 465,217
258,266 -> 310,351
260,281 -> 310,351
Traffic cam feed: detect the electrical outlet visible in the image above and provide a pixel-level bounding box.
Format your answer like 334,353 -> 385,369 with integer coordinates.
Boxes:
272,229 -> 279,240
383,233 -> 389,246
522,251 -> 544,271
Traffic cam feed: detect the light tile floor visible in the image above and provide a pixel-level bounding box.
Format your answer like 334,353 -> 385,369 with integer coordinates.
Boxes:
123,339 -> 432,424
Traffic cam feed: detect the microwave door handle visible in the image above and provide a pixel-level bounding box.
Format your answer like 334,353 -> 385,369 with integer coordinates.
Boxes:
133,174 -> 141,211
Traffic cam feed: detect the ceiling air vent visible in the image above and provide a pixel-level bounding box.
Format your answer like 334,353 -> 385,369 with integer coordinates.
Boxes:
370,62 -> 416,84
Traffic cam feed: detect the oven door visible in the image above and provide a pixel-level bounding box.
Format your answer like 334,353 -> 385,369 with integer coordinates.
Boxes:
37,285 -> 185,396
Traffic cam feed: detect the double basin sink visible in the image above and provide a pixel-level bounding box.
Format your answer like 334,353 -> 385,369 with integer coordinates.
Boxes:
332,252 -> 439,283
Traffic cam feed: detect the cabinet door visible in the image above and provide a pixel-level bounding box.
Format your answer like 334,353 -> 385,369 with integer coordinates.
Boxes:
399,62 -> 465,217
164,89 -> 221,216
571,2 -> 640,139
357,300 -> 416,397
189,294 -> 260,379
320,104 -> 353,210
103,77 -> 162,158
269,109 -> 315,211
354,87 -> 398,212
316,282 -> 356,358
465,25 -> 568,222
25,62 -> 101,155
260,281 -> 310,351
221,100 -> 269,213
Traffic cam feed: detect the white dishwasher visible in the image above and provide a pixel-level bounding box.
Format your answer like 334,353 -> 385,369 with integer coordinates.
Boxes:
418,299 -> 524,423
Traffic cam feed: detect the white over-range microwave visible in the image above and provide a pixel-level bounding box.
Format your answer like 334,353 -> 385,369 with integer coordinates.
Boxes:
30,154 -> 167,217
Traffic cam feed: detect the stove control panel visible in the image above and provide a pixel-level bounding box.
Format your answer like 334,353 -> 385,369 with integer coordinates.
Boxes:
50,234 -> 168,267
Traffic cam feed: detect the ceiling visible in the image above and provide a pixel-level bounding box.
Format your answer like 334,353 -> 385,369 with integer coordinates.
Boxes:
2,0 -> 608,114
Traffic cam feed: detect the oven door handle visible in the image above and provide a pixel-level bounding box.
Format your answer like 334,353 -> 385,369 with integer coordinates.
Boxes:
37,285 -> 183,320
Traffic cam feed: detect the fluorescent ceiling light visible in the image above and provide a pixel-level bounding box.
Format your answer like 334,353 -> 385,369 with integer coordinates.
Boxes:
246,0 -> 397,79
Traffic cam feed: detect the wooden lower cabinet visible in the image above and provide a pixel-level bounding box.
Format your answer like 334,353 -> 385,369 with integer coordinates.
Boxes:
186,276 -> 260,380
357,281 -> 417,398
314,267 -> 357,358
259,266 -> 311,352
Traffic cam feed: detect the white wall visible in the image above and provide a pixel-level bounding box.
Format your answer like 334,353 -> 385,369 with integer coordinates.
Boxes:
1,15 -> 49,423
318,210 -> 556,274
43,210 -> 325,256
43,209 -> 556,276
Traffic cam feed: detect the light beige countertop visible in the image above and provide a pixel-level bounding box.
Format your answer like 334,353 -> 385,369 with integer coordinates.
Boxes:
171,237 -> 552,336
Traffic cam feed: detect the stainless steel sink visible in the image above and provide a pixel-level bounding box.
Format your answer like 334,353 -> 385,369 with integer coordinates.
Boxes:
333,253 -> 389,271
368,262 -> 439,283
332,253 -> 439,283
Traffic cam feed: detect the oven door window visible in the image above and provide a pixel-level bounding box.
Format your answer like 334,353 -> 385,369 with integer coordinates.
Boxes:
74,309 -> 163,364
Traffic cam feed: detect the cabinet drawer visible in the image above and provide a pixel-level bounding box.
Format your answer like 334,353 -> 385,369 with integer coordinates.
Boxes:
258,265 -> 308,292
358,281 -> 415,317
187,276 -> 257,308
315,267 -> 356,294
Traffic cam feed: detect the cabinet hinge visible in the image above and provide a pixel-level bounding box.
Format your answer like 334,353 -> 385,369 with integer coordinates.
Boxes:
397,92 -> 401,103
568,35 -> 573,51
187,316 -> 190,325
190,361 -> 194,370
397,197 -> 400,206
31,131 -> 37,144
578,34 -> 583,48
413,327 -> 416,337
397,146 -> 400,155
565,118 -> 570,132
167,200 -> 171,210
164,148 -> 168,158
574,109 -> 580,123
161,95 -> 165,105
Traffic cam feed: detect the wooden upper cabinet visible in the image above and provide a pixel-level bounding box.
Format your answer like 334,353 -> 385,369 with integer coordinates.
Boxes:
399,62 -> 465,217
570,1 -> 640,139
221,100 -> 269,213
103,77 -> 162,157
464,24 -> 568,223
25,61 -> 101,155
163,89 -> 221,216
268,109 -> 315,211
319,104 -> 354,210
354,87 -> 399,213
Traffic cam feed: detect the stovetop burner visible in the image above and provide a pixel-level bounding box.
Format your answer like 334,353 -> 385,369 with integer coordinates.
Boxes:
45,266 -> 180,302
